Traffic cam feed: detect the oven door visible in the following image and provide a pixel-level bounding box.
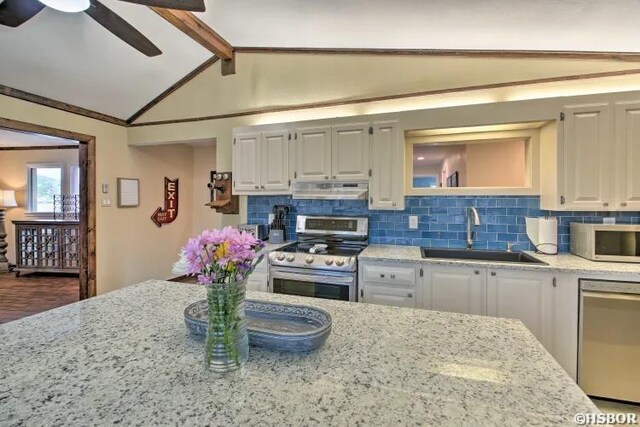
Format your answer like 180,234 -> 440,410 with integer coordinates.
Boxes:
269,266 -> 356,302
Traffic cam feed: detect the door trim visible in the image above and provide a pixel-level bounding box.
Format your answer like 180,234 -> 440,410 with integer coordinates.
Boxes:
0,117 -> 97,299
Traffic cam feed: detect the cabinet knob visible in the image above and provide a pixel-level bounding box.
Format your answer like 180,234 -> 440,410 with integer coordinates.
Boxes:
392,202 -> 396,207
621,202 -> 628,207
603,202 -> 609,207
260,185 -> 265,189
407,293 -> 413,298
254,186 -> 259,190
324,175 -> 329,180
490,272 -> 496,276
390,274 -> 396,279
474,270 -> 480,275
380,274 -> 385,278
332,175 -> 336,179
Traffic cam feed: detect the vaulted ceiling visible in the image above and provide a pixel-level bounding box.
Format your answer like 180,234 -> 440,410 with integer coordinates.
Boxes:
1,0 -> 640,124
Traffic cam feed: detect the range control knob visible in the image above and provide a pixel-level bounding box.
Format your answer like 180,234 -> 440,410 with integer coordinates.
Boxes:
276,253 -> 285,261
324,258 -> 334,266
335,258 -> 345,267
305,255 -> 314,264
286,254 -> 296,262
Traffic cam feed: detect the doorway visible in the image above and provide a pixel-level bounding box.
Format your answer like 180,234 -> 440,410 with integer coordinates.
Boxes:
0,117 -> 96,322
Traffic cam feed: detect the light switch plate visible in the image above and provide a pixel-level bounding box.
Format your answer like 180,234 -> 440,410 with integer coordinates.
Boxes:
102,198 -> 111,207
603,217 -> 616,224
409,215 -> 418,229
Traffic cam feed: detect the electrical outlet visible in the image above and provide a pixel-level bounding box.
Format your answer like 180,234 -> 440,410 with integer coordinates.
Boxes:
102,183 -> 109,194
603,217 -> 616,224
409,215 -> 418,229
102,198 -> 111,207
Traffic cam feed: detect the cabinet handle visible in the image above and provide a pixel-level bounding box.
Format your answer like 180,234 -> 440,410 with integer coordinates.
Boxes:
260,185 -> 265,189
392,202 -> 396,207
407,293 -> 413,298
254,186 -> 259,190
325,175 -> 329,180
360,289 -> 364,298
332,175 -> 336,179
380,274 -> 385,278
560,196 -> 565,205
490,272 -> 496,276
474,270 -> 480,275
552,277 -> 557,288
621,202 -> 628,207
603,202 -> 609,207
390,274 -> 396,279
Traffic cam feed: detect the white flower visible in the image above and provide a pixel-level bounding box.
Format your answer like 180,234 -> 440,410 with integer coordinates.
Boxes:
172,251 -> 190,275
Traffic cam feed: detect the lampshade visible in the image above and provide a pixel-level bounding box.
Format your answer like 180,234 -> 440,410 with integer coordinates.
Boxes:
38,0 -> 90,13
0,190 -> 18,208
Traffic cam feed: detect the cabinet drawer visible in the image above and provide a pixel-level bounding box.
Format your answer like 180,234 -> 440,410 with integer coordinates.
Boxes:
361,284 -> 417,308
362,263 -> 416,287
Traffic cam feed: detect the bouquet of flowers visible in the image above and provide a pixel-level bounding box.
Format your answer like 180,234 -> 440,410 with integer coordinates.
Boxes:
176,226 -> 265,371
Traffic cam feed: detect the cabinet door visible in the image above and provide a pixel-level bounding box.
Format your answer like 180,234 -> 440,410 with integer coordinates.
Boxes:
487,270 -> 555,352
331,124 -> 370,181
562,104 -> 611,210
261,130 -> 290,191
295,126 -> 331,182
615,101 -> 640,210
423,266 -> 486,315
369,122 -> 404,210
361,284 -> 417,308
233,132 -> 261,192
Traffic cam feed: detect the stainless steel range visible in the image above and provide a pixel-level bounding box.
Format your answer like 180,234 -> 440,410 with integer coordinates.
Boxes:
268,215 -> 368,302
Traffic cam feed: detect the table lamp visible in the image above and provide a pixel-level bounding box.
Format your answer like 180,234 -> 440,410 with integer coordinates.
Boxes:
0,189 -> 18,273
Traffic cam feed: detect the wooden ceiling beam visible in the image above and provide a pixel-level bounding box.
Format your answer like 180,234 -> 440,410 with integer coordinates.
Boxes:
150,8 -> 235,75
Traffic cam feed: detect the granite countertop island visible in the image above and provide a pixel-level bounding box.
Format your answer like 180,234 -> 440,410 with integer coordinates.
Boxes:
0,280 -> 597,426
359,244 -> 640,277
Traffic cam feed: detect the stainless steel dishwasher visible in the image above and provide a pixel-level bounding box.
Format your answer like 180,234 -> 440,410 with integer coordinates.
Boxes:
579,279 -> 640,403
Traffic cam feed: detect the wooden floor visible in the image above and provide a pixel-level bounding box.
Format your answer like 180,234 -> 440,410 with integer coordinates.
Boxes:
0,272 -> 79,324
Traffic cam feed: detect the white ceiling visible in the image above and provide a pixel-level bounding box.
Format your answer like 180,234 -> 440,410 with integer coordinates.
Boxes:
199,0 -> 640,52
0,0 -> 211,120
0,129 -> 78,147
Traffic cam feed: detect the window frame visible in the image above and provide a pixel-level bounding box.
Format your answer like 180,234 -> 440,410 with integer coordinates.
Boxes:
25,162 -> 78,217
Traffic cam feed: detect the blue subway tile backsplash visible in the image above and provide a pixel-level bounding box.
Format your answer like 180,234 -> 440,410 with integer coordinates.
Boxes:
247,196 -> 640,252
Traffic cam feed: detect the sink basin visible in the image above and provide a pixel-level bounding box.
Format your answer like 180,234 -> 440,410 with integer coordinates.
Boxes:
420,247 -> 547,265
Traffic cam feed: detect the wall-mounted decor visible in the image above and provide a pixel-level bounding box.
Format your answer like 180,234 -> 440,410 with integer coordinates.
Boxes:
151,178 -> 179,228
117,178 -> 140,208
205,171 -> 239,215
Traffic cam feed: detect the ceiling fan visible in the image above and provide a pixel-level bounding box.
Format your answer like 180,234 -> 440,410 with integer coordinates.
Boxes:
0,0 -> 206,57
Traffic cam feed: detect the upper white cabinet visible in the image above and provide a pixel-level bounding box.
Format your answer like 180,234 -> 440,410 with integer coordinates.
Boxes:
561,104 -> 612,210
615,101 -> 640,210
542,99 -> 640,211
369,122 -> 404,210
232,132 -> 262,192
331,124 -> 370,181
486,269 -> 555,353
261,131 -> 290,192
295,126 -> 332,182
423,266 -> 486,315
233,130 -> 291,194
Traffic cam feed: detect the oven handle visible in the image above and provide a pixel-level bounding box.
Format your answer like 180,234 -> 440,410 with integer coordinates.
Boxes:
272,270 -> 355,285
582,290 -> 640,302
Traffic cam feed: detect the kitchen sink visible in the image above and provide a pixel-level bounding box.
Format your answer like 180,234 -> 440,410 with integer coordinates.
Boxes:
420,247 -> 547,265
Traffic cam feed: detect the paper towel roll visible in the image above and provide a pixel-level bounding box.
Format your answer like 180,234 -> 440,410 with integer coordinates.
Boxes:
525,217 -> 558,255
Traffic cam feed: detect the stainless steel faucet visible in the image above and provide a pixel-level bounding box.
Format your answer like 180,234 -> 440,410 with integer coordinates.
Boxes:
466,207 -> 481,250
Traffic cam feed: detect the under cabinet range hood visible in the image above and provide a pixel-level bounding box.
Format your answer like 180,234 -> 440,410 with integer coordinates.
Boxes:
292,182 -> 369,200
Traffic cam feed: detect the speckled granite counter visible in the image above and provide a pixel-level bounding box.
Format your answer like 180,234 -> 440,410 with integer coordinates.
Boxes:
359,244 -> 640,277
1,280 -> 596,426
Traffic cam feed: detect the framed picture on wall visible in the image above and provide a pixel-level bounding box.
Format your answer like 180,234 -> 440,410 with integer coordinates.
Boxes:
117,178 -> 140,207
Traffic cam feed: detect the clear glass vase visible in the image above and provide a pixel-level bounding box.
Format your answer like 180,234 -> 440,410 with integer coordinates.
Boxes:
205,280 -> 249,372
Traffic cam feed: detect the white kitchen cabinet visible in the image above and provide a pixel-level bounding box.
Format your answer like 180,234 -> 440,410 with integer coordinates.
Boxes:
486,269 -> 555,353
561,103 -> 612,210
261,130 -> 290,191
233,129 -> 291,195
232,132 -> 262,192
615,101 -> 640,210
359,261 -> 419,308
295,126 -> 332,182
369,121 -> 404,210
331,124 -> 370,181
423,266 -> 486,315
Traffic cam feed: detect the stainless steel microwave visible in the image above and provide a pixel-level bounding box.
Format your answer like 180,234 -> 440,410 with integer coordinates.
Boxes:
571,223 -> 640,263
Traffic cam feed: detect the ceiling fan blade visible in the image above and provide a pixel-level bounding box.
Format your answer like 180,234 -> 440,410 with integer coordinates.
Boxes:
0,0 -> 45,28
85,0 -> 162,57
117,0 -> 205,12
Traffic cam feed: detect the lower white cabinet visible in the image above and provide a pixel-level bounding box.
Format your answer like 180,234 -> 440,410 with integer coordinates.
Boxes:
246,251 -> 271,293
359,261 -> 419,308
423,266 -> 486,315
486,269 -> 556,353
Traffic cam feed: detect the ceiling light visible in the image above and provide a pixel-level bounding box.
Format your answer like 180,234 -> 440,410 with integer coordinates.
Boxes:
417,156 -> 425,160
39,0 -> 90,13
